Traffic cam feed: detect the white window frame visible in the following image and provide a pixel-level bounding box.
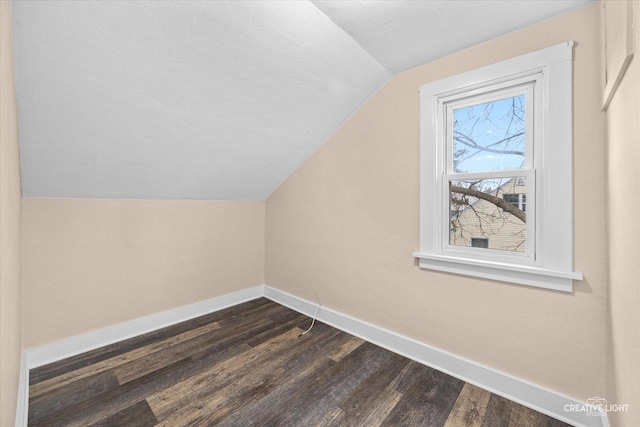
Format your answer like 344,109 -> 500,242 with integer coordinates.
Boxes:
442,82 -> 536,265
413,42 -> 583,292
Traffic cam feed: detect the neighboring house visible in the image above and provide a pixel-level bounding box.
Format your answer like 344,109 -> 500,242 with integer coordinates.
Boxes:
450,178 -> 527,252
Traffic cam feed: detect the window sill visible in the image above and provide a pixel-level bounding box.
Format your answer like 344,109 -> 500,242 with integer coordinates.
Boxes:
412,252 -> 582,292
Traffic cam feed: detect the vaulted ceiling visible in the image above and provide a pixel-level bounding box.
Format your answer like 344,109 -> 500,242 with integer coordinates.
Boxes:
11,0 -> 594,201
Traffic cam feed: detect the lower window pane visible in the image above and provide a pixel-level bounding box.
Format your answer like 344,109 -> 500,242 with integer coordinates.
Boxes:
449,178 -> 527,252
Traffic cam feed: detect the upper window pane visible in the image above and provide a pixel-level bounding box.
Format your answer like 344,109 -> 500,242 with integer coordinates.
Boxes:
452,95 -> 526,173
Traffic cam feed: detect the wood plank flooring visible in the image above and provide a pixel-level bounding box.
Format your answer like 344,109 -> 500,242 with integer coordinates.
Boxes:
28,298 -> 571,426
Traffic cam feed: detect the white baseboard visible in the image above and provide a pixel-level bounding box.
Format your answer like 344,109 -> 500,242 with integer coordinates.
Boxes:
15,353 -> 28,427
25,286 -> 263,370
263,285 -> 608,427
17,284 -> 608,427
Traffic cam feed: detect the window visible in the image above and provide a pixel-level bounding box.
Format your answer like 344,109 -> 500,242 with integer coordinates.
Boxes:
471,238 -> 489,249
414,42 -> 582,292
503,194 -> 526,213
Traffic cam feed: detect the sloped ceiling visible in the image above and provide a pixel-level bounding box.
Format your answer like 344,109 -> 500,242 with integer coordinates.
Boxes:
11,0 -> 594,201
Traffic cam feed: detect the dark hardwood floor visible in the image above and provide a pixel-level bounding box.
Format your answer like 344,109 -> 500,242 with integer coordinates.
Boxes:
28,298 -> 571,426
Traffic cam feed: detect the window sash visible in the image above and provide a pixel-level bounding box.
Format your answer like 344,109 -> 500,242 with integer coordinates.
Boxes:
438,81 -> 537,264
444,84 -> 535,174
440,170 -> 536,264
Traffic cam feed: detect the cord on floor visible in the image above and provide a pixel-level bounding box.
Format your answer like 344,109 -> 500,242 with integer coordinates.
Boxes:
299,290 -> 321,337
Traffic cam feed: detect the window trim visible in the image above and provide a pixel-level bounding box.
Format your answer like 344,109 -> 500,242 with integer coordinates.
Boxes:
413,41 -> 583,292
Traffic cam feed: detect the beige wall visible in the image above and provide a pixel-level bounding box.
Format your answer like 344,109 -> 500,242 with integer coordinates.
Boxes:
605,1 -> 640,425
0,0 -> 22,425
266,4 -> 607,402
22,199 -> 264,348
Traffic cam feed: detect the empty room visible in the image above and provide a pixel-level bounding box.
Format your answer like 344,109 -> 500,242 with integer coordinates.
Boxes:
1,0 -> 638,426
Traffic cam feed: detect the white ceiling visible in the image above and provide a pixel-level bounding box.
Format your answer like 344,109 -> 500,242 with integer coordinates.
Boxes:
11,0 -> 594,201
312,0 -> 595,74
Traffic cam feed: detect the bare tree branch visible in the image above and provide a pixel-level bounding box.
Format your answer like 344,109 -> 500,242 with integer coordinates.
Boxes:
451,185 -> 526,223
453,131 -> 525,156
